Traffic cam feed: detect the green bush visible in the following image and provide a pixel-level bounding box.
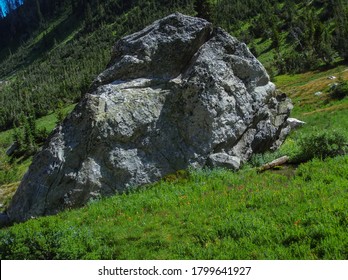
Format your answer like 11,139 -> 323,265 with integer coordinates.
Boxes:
248,138 -> 301,167
295,130 -> 347,162
330,80 -> 348,99
0,165 -> 19,185
249,152 -> 281,167
11,115 -> 49,159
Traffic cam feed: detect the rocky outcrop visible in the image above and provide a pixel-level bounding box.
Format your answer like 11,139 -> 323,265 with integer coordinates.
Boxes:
6,13 -> 292,222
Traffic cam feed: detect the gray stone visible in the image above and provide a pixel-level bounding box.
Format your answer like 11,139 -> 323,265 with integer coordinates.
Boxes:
330,83 -> 339,90
208,153 -> 241,170
287,118 -> 306,130
6,142 -> 18,156
7,13 -> 292,222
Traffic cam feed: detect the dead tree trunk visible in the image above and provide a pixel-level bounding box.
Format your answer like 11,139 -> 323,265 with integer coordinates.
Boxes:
258,156 -> 289,172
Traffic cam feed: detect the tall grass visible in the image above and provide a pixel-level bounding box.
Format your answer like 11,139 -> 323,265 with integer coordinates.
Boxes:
1,156 -> 348,260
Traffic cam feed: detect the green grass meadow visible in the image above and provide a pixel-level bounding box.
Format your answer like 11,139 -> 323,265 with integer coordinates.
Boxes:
1,157 -> 348,260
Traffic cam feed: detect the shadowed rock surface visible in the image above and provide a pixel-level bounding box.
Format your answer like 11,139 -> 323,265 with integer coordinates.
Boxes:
7,13 -> 292,222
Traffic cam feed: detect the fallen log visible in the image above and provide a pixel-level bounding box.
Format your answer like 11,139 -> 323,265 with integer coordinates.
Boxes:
258,156 -> 289,172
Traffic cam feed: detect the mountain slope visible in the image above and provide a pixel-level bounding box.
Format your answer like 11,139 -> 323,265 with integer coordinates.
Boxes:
0,0 -> 347,132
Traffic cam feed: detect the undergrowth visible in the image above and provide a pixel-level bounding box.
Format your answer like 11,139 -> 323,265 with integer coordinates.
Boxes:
249,129 -> 347,167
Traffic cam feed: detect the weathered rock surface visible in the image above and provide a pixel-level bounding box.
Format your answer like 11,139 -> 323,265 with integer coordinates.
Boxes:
207,153 -> 241,170
7,13 -> 292,222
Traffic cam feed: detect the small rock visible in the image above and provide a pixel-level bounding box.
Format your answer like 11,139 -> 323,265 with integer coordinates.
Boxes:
6,142 -> 18,156
328,76 -> 336,80
314,91 -> 323,96
287,118 -> 305,129
208,153 -> 241,170
330,83 -> 339,90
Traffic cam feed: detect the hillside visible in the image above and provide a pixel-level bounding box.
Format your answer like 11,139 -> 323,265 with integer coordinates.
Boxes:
0,0 -> 347,131
0,0 -> 348,259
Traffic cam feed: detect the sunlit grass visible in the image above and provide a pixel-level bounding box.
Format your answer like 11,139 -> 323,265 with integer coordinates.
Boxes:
275,66 -> 348,112
1,156 -> 347,260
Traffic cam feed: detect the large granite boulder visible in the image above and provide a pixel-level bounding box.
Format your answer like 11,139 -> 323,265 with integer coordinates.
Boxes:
6,13 -> 292,222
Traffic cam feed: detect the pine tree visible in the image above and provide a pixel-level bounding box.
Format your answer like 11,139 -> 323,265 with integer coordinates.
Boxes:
314,23 -> 335,65
271,25 -> 281,51
96,0 -> 105,20
35,0 -> 44,25
194,0 -> 213,21
12,125 -> 24,154
84,2 -> 93,31
70,0 -> 77,14
333,0 -> 348,60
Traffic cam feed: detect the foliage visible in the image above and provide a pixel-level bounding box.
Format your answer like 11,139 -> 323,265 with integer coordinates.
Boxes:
248,151 -> 284,168
0,162 -> 19,186
330,80 -> 348,99
1,156 -> 348,260
0,0 -> 347,131
249,129 -> 347,166
10,114 -> 50,158
294,130 -> 347,162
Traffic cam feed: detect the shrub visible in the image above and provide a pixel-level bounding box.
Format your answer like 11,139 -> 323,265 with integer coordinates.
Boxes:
11,116 -> 49,159
294,130 -> 347,162
248,138 -> 301,167
249,152 -> 280,167
330,80 -> 348,99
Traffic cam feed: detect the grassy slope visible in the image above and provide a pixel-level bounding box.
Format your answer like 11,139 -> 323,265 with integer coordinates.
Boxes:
0,65 -> 348,259
267,66 -> 346,158
0,157 -> 347,260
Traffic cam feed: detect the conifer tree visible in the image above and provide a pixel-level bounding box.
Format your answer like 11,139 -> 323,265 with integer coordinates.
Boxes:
84,2 -> 93,31
194,0 -> 212,21
314,23 -> 335,64
12,125 -> 24,153
271,25 -> 281,51
333,0 -> 348,60
35,0 -> 44,25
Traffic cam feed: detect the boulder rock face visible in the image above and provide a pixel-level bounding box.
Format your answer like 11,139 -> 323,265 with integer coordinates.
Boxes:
7,13 -> 292,222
